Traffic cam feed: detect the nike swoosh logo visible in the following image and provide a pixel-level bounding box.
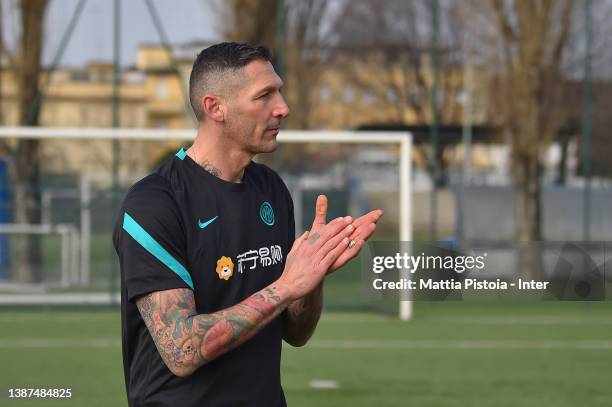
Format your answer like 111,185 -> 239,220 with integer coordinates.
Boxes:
198,216 -> 218,229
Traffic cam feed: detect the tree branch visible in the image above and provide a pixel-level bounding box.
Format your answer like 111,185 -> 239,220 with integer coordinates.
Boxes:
492,0 -> 518,42
549,0 -> 574,68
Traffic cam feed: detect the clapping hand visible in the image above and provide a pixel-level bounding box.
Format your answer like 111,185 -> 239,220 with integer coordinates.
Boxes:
307,195 -> 382,274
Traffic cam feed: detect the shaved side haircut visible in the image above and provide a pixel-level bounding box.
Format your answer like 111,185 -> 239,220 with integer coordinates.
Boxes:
189,42 -> 272,121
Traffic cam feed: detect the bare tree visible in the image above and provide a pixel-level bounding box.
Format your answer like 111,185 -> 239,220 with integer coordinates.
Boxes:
283,0 -> 333,129
330,0 -> 464,125
214,0 -> 334,130
575,0 -> 612,179
2,0 -> 49,282
214,0 -> 279,50
0,2 -> 4,127
448,0 -> 580,279
483,0 -> 576,244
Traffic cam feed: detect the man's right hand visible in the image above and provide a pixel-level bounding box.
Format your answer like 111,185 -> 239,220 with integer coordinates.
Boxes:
278,215 -> 354,300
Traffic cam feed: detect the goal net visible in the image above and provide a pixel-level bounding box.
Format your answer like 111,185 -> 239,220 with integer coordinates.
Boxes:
0,127 -> 412,318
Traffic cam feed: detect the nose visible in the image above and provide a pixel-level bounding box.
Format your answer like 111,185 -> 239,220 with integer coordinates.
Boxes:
273,94 -> 290,119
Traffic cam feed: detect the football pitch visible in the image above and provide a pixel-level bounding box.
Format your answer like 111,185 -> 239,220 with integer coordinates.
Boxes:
1,302 -> 611,406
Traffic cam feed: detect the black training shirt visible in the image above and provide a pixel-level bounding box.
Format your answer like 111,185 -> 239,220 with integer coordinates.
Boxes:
113,148 -> 294,407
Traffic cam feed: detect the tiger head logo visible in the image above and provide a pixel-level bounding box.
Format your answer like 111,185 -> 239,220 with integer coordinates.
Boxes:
215,256 -> 234,281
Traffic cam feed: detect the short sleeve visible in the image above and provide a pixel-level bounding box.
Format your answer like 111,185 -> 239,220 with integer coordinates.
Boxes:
286,188 -> 295,248
113,175 -> 192,302
271,169 -> 295,248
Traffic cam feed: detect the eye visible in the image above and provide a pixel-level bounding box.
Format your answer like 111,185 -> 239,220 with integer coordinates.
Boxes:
256,92 -> 270,99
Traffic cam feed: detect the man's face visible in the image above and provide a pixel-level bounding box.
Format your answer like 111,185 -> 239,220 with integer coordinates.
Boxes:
223,59 -> 290,154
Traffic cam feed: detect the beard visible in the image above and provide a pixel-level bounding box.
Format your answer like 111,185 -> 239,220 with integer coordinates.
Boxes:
224,113 -> 278,154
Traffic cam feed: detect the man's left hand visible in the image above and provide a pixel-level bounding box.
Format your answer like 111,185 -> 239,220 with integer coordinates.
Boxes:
308,195 -> 382,274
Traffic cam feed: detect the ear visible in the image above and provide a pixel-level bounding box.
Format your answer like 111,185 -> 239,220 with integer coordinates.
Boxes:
201,95 -> 225,123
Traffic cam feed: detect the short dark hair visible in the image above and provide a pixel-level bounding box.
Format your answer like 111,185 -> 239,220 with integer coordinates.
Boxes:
189,42 -> 272,121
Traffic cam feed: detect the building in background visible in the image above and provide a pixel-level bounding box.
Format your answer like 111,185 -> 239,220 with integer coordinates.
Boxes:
0,42 -> 594,187
0,45 -> 201,174
296,46 -> 490,131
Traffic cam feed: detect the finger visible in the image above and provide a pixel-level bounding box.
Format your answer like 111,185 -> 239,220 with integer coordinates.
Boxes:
312,195 -> 328,228
350,222 -> 377,242
346,237 -> 365,256
329,238 -> 365,272
319,216 -> 353,242
290,230 -> 309,252
305,216 -> 351,249
321,237 -> 351,271
352,209 -> 383,229
317,221 -> 354,259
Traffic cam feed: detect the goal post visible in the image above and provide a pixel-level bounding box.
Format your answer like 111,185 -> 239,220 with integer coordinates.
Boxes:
0,127 -> 412,319
276,131 -> 413,321
0,223 -> 79,288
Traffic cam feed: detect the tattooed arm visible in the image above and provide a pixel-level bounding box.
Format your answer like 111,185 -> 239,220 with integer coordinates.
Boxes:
282,196 -> 381,347
282,227 -> 326,347
136,284 -> 291,377
281,232 -> 324,347
282,282 -> 323,347
136,215 -> 354,377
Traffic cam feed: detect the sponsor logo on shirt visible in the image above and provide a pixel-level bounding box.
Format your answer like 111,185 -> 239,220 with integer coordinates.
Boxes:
259,202 -> 275,226
236,245 -> 283,274
215,256 -> 234,280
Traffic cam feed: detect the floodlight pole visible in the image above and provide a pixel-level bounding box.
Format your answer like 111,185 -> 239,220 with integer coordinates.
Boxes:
25,0 -> 87,125
399,135 -> 413,321
274,0 -> 286,172
275,0 -> 286,80
143,0 -> 195,125
429,0 -> 440,241
112,0 -> 121,198
110,0 -> 121,301
582,0 -> 592,242
458,24 -> 474,245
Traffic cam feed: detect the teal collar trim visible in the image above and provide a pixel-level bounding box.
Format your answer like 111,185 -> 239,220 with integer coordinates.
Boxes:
175,148 -> 187,160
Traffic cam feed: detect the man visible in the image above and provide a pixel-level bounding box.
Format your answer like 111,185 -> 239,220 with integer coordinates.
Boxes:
113,42 -> 381,406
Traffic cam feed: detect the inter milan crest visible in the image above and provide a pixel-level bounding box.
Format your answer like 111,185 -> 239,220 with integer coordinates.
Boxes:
259,201 -> 275,226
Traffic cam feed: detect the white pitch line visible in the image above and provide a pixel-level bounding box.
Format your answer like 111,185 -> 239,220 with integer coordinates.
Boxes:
309,380 -> 339,389
318,315 -> 612,325
1,338 -> 611,350
305,340 -> 612,350
1,314 -> 610,325
1,316 -> 609,325
0,339 -> 120,348
0,314 -> 119,323
425,316 -> 612,325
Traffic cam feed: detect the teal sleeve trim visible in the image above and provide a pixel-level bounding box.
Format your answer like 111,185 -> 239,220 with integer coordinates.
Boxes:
175,148 -> 187,160
122,212 -> 194,290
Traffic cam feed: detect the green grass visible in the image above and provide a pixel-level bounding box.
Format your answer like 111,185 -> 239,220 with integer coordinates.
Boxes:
1,302 -> 611,406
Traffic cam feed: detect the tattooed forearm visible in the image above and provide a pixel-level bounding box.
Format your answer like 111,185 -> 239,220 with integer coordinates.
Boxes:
136,285 -> 290,377
200,160 -> 222,178
283,282 -> 324,347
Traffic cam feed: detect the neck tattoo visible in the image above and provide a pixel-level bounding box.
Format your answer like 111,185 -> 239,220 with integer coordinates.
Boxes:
192,144 -> 222,178
200,160 -> 222,178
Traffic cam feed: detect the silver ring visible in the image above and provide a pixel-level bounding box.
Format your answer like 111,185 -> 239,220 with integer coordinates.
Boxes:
348,239 -> 356,249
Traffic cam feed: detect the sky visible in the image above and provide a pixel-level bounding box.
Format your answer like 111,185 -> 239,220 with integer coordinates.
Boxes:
3,0 -> 222,68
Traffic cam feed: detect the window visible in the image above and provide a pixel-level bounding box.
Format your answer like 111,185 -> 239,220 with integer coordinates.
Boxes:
156,79 -> 169,99
319,85 -> 332,102
342,85 -> 354,103
409,84 -> 423,106
155,119 -> 167,129
363,88 -> 377,105
386,87 -> 398,103
71,71 -> 89,81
